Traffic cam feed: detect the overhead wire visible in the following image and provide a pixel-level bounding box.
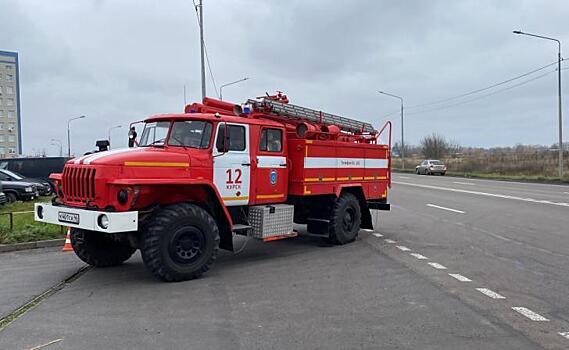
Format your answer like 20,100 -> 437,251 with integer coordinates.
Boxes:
380,60 -> 564,118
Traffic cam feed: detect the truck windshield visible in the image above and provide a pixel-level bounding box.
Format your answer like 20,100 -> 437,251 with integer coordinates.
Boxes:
169,121 -> 213,149
139,121 -> 170,146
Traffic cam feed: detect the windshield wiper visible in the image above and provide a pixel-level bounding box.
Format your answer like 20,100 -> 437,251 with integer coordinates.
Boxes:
147,138 -> 166,147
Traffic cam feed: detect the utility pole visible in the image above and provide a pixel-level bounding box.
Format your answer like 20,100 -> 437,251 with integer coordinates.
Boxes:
513,30 -> 564,177
199,0 -> 206,100
378,91 -> 405,169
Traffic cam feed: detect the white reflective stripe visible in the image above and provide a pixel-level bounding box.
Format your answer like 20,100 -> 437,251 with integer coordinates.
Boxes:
83,148 -> 142,164
304,157 -> 337,168
73,154 -> 92,164
257,156 -> 286,168
365,159 -> 389,169
304,157 -> 388,169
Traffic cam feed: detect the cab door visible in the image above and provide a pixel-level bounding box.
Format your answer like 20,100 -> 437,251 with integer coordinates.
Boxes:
213,123 -> 251,206
252,127 -> 288,204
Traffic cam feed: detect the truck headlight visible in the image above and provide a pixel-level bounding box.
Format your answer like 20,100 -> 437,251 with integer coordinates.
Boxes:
25,187 -> 33,193
117,189 -> 129,205
97,214 -> 109,229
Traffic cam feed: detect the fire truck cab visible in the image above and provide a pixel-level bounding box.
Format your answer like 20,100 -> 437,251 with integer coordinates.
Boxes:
35,93 -> 391,282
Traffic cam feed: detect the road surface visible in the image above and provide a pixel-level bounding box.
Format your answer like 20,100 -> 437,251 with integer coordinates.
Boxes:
0,173 -> 568,349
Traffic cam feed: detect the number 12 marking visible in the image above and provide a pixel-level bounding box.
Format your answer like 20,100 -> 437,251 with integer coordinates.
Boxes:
226,168 -> 242,184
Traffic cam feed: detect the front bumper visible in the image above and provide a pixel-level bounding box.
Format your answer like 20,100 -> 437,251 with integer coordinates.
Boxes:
34,203 -> 138,233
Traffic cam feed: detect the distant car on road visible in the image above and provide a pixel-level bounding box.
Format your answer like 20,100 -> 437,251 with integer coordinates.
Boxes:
416,160 -> 447,175
0,169 -> 52,196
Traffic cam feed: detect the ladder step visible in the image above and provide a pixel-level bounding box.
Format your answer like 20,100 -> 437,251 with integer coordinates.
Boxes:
232,224 -> 252,231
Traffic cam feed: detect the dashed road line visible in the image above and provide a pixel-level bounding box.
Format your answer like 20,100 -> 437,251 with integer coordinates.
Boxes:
372,233 -> 384,238
384,239 -> 397,244
395,181 -> 569,207
453,181 -> 476,186
428,262 -> 447,270
559,331 -> 569,340
27,338 -> 64,350
512,307 -> 549,321
426,203 -> 465,214
398,176 -> 411,179
448,273 -> 472,282
476,288 -> 505,299
396,245 -> 411,251
410,253 -> 428,260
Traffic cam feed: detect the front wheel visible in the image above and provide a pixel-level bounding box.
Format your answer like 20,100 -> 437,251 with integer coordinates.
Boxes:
141,203 -> 219,282
71,228 -> 136,267
6,192 -> 17,203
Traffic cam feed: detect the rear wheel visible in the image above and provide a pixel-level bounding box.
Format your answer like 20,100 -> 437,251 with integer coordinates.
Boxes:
328,192 -> 361,245
141,203 -> 219,282
71,228 -> 136,267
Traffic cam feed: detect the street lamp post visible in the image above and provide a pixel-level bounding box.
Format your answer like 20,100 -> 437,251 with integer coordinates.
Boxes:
513,30 -> 564,177
50,139 -> 63,157
108,125 -> 122,148
67,115 -> 86,158
378,91 -> 405,169
219,77 -> 249,100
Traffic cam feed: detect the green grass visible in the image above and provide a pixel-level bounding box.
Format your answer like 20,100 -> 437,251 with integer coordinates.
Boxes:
393,168 -> 569,184
0,197 -> 65,245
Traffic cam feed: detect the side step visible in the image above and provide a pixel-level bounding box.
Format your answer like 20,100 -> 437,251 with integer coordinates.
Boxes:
232,224 -> 252,232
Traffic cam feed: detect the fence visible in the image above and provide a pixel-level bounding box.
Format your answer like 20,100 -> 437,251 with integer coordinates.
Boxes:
0,210 -> 64,244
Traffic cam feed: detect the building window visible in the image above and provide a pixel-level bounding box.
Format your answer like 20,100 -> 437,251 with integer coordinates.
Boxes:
6,74 -> 13,82
5,65 -> 12,70
8,147 -> 16,154
0,123 -> 3,130
8,111 -> 15,118
0,147 -> 5,154
0,99 -> 3,106
8,135 -> 15,143
6,87 -> 13,95
6,99 -> 14,106
0,86 -> 2,94
8,123 -> 15,132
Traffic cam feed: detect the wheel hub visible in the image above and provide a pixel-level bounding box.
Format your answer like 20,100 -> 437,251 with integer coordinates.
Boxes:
170,227 -> 205,264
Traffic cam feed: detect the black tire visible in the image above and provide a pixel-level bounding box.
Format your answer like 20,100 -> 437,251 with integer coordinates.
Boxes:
5,192 -> 17,203
141,203 -> 219,282
71,228 -> 136,267
415,169 -> 420,174
328,192 -> 361,245
441,172 -> 446,176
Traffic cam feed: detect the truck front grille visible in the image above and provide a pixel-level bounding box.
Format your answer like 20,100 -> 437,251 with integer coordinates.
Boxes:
62,166 -> 96,203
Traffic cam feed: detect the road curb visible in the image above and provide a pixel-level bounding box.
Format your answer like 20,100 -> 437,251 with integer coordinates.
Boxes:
0,239 -> 65,253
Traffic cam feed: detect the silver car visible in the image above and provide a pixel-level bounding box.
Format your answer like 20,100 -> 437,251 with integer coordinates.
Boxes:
416,160 -> 447,175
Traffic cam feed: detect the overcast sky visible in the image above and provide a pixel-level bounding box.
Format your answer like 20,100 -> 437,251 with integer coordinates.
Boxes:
2,0 -> 568,156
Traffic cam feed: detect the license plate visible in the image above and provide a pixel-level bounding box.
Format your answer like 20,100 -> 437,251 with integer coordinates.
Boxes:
58,211 -> 80,224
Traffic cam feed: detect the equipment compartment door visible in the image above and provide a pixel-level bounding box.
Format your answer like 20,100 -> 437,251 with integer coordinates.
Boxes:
253,127 -> 288,204
213,123 -> 251,206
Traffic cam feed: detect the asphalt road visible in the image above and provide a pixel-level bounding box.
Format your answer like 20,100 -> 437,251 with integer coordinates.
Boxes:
1,174 -> 568,349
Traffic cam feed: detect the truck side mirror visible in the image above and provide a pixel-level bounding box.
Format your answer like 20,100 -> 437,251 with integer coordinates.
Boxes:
215,123 -> 229,154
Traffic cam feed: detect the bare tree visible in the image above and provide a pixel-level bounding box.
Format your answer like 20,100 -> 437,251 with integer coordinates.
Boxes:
420,133 -> 449,159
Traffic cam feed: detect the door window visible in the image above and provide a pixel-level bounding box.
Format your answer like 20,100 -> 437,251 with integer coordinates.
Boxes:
216,124 -> 246,152
259,128 -> 283,152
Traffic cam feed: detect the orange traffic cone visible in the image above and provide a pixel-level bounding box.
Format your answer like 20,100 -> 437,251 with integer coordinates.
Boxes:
62,228 -> 73,252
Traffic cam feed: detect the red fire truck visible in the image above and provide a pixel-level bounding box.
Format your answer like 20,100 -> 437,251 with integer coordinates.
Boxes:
35,93 -> 391,282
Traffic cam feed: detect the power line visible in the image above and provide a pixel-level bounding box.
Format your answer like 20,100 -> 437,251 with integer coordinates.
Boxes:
381,60 -> 563,118
405,69 -> 557,116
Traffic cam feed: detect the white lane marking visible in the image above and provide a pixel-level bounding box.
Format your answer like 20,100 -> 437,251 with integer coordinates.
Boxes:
410,253 -> 428,260
396,245 -> 411,251
398,176 -> 411,179
384,239 -> 397,244
426,203 -> 465,214
559,331 -> 569,340
449,273 -> 472,282
27,338 -> 64,350
453,181 -> 476,186
428,262 -> 447,270
372,233 -> 384,238
395,181 -> 569,207
512,307 -> 549,321
476,288 -> 505,299
564,192 -> 569,195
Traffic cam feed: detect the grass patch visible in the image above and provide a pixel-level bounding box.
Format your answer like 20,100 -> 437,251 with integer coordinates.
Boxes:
0,197 -> 64,245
